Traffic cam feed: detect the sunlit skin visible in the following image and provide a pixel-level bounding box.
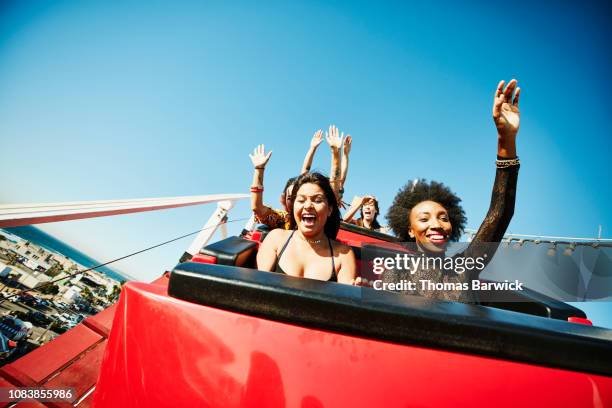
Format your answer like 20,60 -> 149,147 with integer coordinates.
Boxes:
293,183 -> 332,240
257,182 -> 357,284
280,184 -> 294,212
408,200 -> 453,254
343,195 -> 378,230
361,199 -> 377,227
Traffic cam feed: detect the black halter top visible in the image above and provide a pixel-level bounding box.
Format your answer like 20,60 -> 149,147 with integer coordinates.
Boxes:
274,231 -> 337,282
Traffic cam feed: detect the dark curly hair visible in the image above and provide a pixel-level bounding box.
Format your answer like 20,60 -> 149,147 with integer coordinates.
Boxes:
288,172 -> 341,239
386,179 -> 466,242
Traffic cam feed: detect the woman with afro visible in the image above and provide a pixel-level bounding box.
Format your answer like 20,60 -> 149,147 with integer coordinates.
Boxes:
383,79 -> 521,302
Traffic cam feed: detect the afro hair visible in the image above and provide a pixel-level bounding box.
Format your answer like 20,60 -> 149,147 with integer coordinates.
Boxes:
386,179 -> 466,242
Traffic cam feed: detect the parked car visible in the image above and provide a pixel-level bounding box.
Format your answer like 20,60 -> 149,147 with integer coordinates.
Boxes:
17,295 -> 38,307
0,316 -> 32,341
26,311 -> 52,327
39,299 -> 52,308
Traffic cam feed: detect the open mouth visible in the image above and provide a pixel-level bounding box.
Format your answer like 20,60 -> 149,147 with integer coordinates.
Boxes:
301,214 -> 317,227
427,233 -> 448,245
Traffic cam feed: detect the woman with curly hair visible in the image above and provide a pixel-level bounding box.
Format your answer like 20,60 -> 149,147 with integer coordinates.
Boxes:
257,172 -> 357,284
383,79 -> 521,302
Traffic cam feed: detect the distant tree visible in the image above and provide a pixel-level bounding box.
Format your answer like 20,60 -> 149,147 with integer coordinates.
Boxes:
11,310 -> 29,321
49,320 -> 68,334
39,284 -> 59,296
5,252 -> 18,266
107,285 -> 122,303
45,263 -> 64,278
80,286 -> 94,303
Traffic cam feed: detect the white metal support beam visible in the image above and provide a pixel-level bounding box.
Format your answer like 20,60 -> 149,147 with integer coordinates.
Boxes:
0,194 -> 248,228
182,200 -> 237,261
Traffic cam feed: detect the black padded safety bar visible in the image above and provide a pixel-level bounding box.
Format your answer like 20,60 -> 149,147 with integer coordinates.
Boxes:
200,236 -> 257,266
168,262 -> 612,376
478,282 -> 587,320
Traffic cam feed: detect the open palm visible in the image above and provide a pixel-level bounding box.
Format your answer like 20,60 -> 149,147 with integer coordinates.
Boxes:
310,130 -> 323,148
325,124 -> 344,150
249,144 -> 272,168
493,79 -> 520,139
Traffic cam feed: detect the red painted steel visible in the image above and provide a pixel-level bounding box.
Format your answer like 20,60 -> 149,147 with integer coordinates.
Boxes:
2,324 -> 102,384
568,317 -> 593,326
336,228 -> 390,247
82,304 -> 117,337
43,340 -> 106,405
0,376 -> 19,408
94,281 -> 612,408
12,401 -> 47,407
191,254 -> 218,264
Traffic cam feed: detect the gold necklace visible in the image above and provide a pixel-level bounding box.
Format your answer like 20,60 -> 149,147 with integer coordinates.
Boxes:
299,234 -> 322,244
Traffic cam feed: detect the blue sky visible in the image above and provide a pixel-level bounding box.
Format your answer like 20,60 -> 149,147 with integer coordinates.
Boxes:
0,1 -> 611,325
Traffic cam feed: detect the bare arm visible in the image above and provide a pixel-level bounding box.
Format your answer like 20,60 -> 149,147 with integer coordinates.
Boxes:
336,244 -> 357,284
343,195 -> 365,222
325,125 -> 344,200
340,135 -> 352,188
249,144 -> 273,222
256,229 -> 283,271
301,129 -> 323,175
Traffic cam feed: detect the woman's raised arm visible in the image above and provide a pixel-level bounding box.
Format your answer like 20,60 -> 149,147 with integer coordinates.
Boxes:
325,124 -> 344,201
249,144 -> 273,222
301,129 -> 323,175
466,79 -> 521,269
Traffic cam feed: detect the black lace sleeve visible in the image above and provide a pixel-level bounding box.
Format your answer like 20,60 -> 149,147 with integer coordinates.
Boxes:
462,164 -> 519,279
381,164 -> 519,303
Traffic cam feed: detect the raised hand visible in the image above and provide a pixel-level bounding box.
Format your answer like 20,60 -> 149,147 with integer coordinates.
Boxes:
310,129 -> 323,148
362,195 -> 376,205
325,124 -> 344,151
493,79 -> 520,140
350,195 -> 363,208
351,277 -> 372,287
343,135 -> 352,156
249,144 -> 272,169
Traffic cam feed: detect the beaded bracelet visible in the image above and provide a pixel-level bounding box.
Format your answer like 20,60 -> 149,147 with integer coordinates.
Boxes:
496,157 -> 520,168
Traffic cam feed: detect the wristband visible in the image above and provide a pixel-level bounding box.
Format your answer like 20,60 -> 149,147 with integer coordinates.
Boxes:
250,187 -> 264,193
496,157 -> 520,168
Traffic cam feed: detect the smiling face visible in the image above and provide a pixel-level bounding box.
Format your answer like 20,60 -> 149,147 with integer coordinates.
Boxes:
293,183 -> 332,238
408,200 -> 452,253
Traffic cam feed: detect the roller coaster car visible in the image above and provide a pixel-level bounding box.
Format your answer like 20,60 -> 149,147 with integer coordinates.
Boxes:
92,222 -> 612,407
192,222 -> 589,322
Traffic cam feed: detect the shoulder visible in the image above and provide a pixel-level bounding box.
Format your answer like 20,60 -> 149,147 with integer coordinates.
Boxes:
330,239 -> 354,257
264,228 -> 292,242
